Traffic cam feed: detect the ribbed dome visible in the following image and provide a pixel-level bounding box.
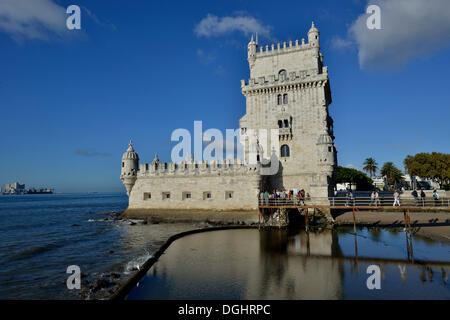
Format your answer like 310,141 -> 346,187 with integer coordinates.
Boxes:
317,133 -> 333,145
122,140 -> 139,160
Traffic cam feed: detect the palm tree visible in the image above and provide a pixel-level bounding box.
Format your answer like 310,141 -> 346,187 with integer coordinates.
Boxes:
381,162 -> 404,189
363,157 -> 378,178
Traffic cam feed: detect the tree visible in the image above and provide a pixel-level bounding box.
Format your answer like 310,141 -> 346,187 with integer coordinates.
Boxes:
404,152 -> 450,188
336,166 -> 374,191
380,162 -> 404,189
363,157 -> 378,178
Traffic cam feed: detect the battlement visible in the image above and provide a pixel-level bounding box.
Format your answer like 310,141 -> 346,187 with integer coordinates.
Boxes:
242,66 -> 327,88
256,38 -> 313,57
138,159 -> 261,177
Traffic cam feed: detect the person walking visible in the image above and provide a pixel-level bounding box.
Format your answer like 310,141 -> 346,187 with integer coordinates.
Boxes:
264,191 -> 269,206
411,188 -> 418,206
375,190 -> 381,207
345,190 -> 354,207
433,190 -> 440,207
370,190 -> 375,206
393,190 -> 400,207
420,188 -> 426,206
298,189 -> 305,206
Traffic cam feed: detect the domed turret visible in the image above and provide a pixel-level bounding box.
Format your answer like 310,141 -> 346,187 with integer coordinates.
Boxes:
317,133 -> 336,168
120,140 -> 139,196
247,34 -> 257,68
308,21 -> 320,48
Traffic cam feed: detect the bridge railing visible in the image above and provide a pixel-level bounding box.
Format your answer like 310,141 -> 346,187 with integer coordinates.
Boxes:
258,196 -> 450,207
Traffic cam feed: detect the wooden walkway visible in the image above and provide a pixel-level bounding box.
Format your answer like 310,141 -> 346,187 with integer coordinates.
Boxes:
257,204 -> 450,230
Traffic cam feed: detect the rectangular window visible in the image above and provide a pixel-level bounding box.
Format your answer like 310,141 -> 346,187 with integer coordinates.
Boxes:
143,192 -> 151,200
162,192 -> 170,200
225,191 -> 234,199
182,192 -> 192,200
203,192 -> 212,200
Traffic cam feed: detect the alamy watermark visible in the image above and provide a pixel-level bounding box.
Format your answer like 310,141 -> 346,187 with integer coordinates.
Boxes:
66,265 -> 81,290
170,121 -> 280,175
366,264 -> 381,290
366,5 -> 381,30
66,5 -> 81,30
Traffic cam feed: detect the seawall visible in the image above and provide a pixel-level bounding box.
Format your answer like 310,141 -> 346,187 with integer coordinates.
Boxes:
122,208 -> 260,224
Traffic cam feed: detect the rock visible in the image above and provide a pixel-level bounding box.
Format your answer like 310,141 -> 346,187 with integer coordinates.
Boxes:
92,279 -> 113,292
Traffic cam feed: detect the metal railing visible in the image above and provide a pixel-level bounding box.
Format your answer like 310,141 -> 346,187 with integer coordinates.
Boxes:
258,196 -> 450,208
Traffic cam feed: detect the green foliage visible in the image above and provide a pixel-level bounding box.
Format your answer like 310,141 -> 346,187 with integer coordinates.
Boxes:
380,162 -> 404,188
404,152 -> 450,188
363,157 -> 378,178
336,166 -> 374,190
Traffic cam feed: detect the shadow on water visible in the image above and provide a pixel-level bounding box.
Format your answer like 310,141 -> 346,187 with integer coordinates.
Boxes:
126,226 -> 450,300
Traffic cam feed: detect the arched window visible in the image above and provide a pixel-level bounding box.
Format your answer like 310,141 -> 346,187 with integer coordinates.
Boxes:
279,69 -> 287,81
277,94 -> 282,105
283,94 -> 288,104
281,145 -> 290,157
278,120 -> 283,128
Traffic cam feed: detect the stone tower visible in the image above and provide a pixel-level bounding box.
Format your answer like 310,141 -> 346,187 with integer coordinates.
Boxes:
121,140 -> 139,196
239,22 -> 337,198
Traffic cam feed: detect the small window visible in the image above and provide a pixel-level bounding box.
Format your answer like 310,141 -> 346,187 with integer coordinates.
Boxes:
277,94 -> 282,105
281,144 -> 290,157
283,94 -> 288,104
182,192 -> 192,200
328,146 -> 332,152
143,192 -> 151,200
203,192 -> 212,200
122,162 -> 124,168
279,69 -> 287,81
278,120 -> 283,128
284,119 -> 289,128
225,191 -> 234,199
162,192 -> 170,199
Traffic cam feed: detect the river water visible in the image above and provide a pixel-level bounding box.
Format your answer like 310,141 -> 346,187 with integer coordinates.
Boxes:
1,193 -> 449,299
0,193 -> 199,299
127,227 -> 450,300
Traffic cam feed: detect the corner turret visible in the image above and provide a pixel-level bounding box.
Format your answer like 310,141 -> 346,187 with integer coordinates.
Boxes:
247,34 -> 257,68
120,140 -> 139,196
308,21 -> 320,48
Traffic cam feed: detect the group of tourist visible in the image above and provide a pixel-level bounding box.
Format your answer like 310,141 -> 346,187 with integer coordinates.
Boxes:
411,188 -> 440,206
259,189 -> 309,205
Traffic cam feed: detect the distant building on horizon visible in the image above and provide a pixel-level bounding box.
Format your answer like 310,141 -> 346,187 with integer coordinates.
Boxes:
4,182 -> 26,194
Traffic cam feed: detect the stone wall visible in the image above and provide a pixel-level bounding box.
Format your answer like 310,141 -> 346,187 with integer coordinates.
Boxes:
128,160 -> 262,212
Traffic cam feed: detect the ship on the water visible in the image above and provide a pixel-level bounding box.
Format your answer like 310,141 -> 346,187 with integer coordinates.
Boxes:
25,188 -> 54,195
1,182 -> 53,195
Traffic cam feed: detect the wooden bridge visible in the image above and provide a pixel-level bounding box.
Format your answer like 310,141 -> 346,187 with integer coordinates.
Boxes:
257,196 -> 450,229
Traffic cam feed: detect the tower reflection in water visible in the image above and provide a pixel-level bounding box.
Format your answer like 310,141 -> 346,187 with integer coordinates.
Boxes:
126,227 -> 450,300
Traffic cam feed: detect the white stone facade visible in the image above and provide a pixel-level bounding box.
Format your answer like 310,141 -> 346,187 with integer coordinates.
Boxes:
121,23 -> 337,214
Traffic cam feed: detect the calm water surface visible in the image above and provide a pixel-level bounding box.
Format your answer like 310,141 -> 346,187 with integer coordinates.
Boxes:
128,227 -> 450,300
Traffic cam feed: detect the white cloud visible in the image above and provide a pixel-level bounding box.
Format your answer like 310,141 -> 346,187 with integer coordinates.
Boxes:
0,0 -> 69,42
334,0 -> 450,70
194,14 -> 271,39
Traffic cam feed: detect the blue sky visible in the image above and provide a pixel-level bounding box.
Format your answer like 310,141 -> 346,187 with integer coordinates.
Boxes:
0,0 -> 449,193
